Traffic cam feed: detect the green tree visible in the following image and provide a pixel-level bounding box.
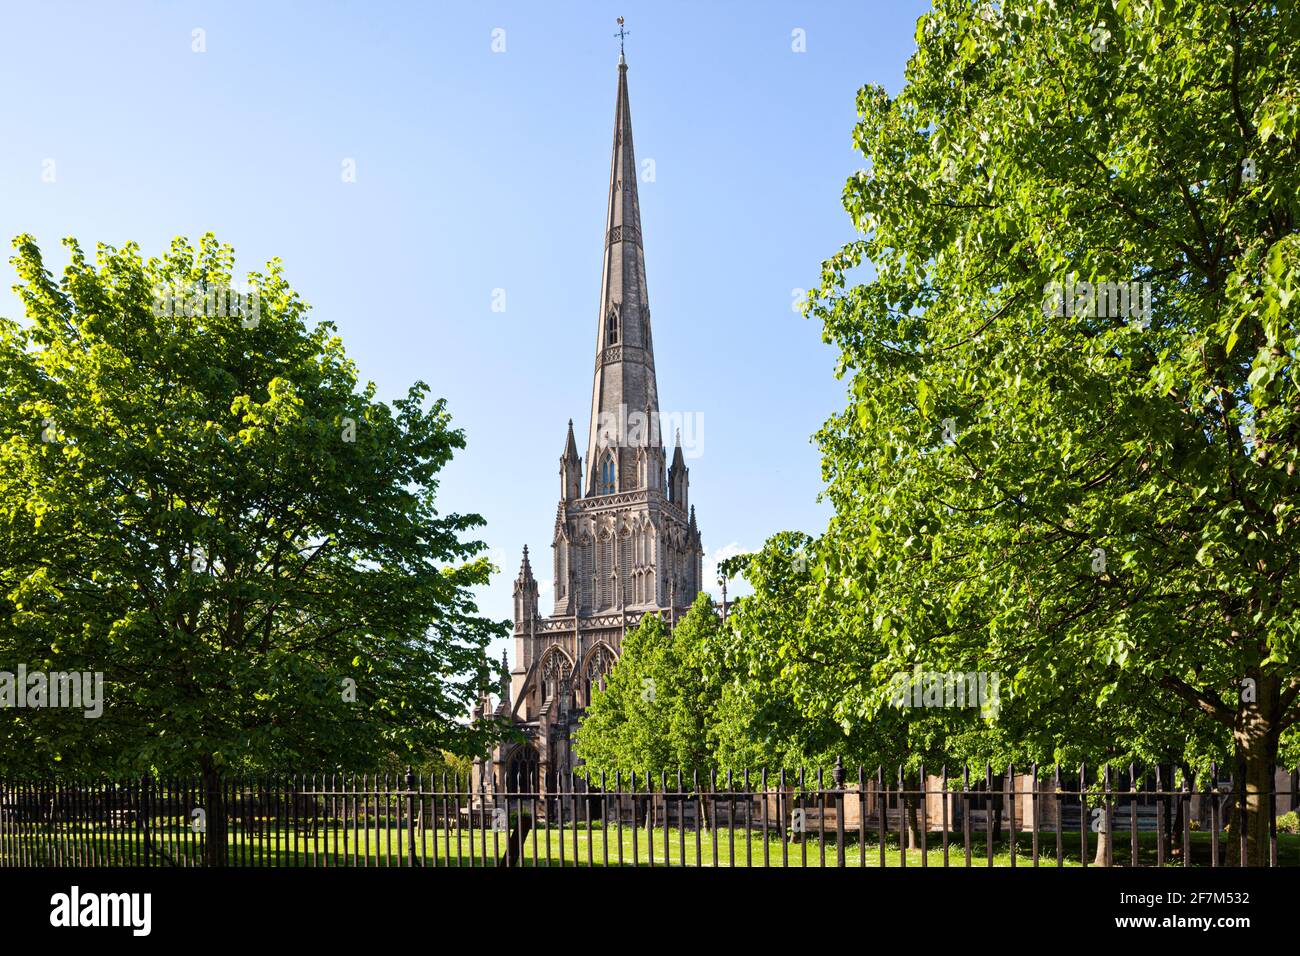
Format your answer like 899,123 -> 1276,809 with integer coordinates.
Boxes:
0,234 -> 508,863
791,0 -> 1299,865
717,535 -> 1017,847
574,595 -> 725,779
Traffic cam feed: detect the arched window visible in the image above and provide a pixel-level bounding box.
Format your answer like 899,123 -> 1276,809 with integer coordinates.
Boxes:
504,746 -> 538,793
582,644 -> 616,706
606,306 -> 619,345
578,536 -> 593,611
598,451 -> 616,495
541,650 -> 572,705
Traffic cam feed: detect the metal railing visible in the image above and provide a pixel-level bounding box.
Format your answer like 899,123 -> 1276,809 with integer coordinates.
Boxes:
1,762 -> 1296,867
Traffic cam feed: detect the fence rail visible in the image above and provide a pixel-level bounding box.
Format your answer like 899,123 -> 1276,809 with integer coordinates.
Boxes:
2,763 -> 1297,867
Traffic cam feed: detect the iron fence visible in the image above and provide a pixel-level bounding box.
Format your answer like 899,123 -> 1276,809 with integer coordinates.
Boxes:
1,762 -> 1297,867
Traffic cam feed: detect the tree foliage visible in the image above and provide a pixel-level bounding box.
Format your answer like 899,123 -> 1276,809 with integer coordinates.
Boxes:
773,0 -> 1298,863
574,595 -> 726,777
0,234 -> 508,778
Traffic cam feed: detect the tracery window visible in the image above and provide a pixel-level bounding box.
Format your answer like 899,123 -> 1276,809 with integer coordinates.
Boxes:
598,452 -> 616,495
540,650 -> 572,705
582,644 -> 616,705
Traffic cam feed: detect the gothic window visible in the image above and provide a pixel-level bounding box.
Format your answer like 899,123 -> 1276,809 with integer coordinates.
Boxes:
504,746 -> 538,793
606,305 -> 619,345
582,644 -> 616,705
556,543 -> 567,598
540,650 -> 572,705
579,537 -> 593,611
598,451 -> 616,495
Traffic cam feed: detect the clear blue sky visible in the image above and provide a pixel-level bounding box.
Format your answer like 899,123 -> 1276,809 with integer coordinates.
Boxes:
0,1 -> 930,660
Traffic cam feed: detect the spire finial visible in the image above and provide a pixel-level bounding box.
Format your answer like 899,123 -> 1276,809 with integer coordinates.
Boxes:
615,17 -> 629,62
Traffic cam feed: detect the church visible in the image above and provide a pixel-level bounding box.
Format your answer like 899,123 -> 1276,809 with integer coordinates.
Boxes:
478,50 -> 705,796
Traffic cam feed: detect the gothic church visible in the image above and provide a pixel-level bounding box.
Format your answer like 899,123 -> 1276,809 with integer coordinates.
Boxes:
480,52 -> 704,794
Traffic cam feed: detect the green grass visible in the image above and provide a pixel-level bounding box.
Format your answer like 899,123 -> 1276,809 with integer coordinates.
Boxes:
5,824 -> 1298,867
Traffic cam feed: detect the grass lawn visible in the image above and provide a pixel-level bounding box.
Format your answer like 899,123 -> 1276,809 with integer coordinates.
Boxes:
5,824 -> 1298,867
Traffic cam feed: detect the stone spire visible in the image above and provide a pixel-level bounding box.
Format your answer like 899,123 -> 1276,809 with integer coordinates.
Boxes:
513,545 -> 538,625
497,647 -> 511,714
669,428 -> 688,510
586,53 -> 662,496
560,418 -> 582,501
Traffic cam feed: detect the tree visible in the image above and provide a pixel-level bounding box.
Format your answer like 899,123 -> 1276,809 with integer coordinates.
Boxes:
717,534 -> 1023,848
574,595 -> 725,779
0,234 -> 508,863
792,0 -> 1299,865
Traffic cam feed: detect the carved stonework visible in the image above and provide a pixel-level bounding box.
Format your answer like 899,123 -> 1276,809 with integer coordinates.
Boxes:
606,223 -> 641,247
568,490 -> 648,511
597,344 -> 653,371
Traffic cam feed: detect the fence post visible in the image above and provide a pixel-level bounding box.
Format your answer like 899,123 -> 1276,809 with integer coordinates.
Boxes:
405,766 -> 418,867
141,774 -> 152,868
833,756 -> 845,868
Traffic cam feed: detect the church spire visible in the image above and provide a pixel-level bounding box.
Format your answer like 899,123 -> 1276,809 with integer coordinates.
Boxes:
586,52 -> 662,496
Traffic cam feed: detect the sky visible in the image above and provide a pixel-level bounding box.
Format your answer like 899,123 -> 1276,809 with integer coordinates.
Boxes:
0,0 -> 931,662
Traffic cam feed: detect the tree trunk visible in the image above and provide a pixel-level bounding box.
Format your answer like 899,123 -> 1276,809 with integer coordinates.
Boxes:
1231,682 -> 1280,867
905,798 -> 921,849
1168,763 -> 1185,854
501,812 -> 533,867
199,755 -> 228,867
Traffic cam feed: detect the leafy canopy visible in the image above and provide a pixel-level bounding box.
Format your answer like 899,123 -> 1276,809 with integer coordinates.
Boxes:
0,234 -> 508,775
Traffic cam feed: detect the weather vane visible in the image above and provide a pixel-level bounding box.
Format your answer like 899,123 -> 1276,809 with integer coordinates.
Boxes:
615,17 -> 629,56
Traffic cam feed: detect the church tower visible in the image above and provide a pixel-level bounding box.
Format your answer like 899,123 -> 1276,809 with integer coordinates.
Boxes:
486,49 -> 706,796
